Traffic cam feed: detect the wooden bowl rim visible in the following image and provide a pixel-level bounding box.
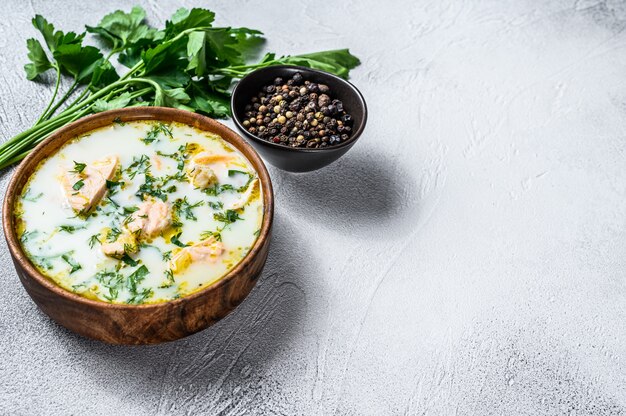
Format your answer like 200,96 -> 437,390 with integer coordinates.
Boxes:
2,107 -> 274,310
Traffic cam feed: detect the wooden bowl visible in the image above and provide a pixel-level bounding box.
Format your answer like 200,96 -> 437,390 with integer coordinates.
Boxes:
2,107 -> 274,345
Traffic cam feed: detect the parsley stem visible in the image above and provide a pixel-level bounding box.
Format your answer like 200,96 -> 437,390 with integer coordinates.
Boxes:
35,64 -> 61,124
41,77 -> 79,121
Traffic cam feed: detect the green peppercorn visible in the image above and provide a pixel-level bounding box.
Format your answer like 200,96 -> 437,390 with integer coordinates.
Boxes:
277,116 -> 287,124
273,105 -> 281,114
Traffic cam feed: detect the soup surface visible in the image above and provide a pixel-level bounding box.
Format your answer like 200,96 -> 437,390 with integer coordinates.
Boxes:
15,120 -> 263,304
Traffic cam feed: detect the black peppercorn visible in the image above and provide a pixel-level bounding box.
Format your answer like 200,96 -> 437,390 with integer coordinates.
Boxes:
273,77 -> 283,86
292,72 -> 303,85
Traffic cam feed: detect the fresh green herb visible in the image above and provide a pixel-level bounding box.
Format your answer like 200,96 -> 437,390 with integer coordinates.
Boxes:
71,161 -> 86,174
123,205 -> 139,214
20,230 -> 40,243
128,288 -> 153,305
253,229 -> 261,237
200,229 -> 222,241
105,195 -> 120,208
72,179 -> 84,191
126,265 -> 149,300
162,250 -> 172,261
58,224 -> 84,233
214,209 -> 242,225
95,268 -> 124,301
113,117 -> 126,126
173,197 -> 203,221
207,201 -> 223,210
156,144 -> 188,171
106,179 -> 123,195
88,233 -> 101,248
142,122 -> 172,144
61,253 -> 82,274
120,252 -> 138,266
125,154 -> 151,179
22,189 -> 43,202
170,232 -> 188,247
106,227 -> 122,242
160,269 -> 175,288
1,6 -> 360,170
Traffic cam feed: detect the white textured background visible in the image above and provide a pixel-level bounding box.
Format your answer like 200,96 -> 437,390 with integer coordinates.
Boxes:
1,0 -> 625,415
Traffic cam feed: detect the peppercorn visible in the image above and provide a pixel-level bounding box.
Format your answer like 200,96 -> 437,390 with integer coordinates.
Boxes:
318,94 -> 331,107
242,72 -> 354,148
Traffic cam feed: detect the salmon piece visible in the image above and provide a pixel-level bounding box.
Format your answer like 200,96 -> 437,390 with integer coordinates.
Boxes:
101,228 -> 138,258
192,152 -> 236,165
126,200 -> 171,239
151,154 -> 163,171
229,178 -> 260,210
185,152 -> 221,189
61,155 -> 118,214
169,236 -> 224,273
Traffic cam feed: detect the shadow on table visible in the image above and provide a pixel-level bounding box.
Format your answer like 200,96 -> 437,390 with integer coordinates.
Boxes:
57,215 -> 311,409
272,148 -> 415,239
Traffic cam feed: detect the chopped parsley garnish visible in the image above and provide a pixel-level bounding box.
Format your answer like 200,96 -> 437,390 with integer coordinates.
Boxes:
214,210 -> 242,225
162,250 -> 172,261
173,197 -> 203,221
71,161 -> 86,174
142,122 -> 173,144
61,253 -> 82,274
72,179 -> 84,191
200,230 -> 222,241
208,201 -> 223,210
95,269 -> 124,301
113,117 -> 126,126
125,154 -> 151,179
88,234 -> 101,248
106,180 -> 123,195
160,269 -> 175,288
170,232 -> 188,247
120,253 -> 138,267
22,189 -> 43,202
135,172 -> 180,202
253,229 -> 261,237
58,225 -> 84,233
156,143 -> 188,171
106,227 -> 122,243
126,265 -> 150,304
20,230 -> 39,243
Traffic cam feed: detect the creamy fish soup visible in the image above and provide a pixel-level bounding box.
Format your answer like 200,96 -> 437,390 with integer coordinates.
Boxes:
15,120 -> 263,304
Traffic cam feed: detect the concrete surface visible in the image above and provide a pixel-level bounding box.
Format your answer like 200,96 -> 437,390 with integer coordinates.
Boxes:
1,0 -> 625,415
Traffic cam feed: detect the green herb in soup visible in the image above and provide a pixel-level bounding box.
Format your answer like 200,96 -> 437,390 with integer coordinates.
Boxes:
16,121 -> 263,304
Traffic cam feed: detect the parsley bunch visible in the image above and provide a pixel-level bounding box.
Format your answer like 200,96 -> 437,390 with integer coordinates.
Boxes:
0,6 -> 360,169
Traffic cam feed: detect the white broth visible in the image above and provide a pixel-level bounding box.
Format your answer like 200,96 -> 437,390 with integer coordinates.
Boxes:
15,120 -> 263,304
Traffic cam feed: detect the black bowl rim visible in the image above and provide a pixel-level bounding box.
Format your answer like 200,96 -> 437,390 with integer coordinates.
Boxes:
231,65 -> 367,153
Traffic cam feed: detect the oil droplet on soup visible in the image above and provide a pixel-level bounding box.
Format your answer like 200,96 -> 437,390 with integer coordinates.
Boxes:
16,121 -> 263,304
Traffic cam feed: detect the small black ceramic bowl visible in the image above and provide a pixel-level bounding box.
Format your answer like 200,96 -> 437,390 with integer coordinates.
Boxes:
231,65 -> 367,172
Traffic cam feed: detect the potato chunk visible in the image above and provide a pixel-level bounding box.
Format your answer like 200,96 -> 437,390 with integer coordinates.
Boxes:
169,236 -> 224,273
126,199 -> 171,239
61,155 -> 118,214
